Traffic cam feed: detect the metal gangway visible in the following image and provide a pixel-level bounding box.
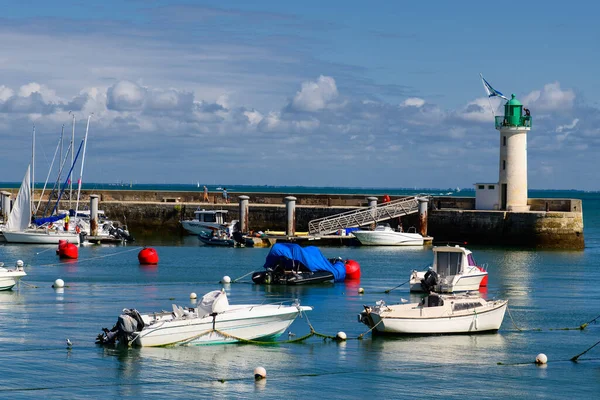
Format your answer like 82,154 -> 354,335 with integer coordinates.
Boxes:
308,196 -> 421,235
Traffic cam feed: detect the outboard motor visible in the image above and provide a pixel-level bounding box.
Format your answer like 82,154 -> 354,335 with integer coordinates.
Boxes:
420,268 -> 439,293
96,309 -> 145,346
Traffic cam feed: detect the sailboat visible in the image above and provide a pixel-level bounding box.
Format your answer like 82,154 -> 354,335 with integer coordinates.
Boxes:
2,165 -> 80,245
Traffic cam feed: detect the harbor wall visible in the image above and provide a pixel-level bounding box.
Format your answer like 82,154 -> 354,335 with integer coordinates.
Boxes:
1,189 -> 584,249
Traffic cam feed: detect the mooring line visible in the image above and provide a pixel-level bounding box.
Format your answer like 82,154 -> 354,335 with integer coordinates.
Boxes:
384,278 -> 411,294
33,246 -> 144,267
231,270 -> 256,283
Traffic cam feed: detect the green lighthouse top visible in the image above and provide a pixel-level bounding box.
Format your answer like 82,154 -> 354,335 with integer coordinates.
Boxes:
495,94 -> 532,130
507,94 -> 521,107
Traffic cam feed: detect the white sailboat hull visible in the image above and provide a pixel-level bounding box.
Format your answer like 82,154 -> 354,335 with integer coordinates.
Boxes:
2,230 -> 80,245
352,230 -> 424,246
136,304 -> 311,347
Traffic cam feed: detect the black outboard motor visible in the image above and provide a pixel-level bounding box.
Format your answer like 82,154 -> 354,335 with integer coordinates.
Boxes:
420,269 -> 439,292
96,309 -> 145,346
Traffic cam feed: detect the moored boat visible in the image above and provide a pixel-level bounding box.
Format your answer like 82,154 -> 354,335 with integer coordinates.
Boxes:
96,289 -> 312,347
359,293 -> 507,334
0,260 -> 27,291
181,209 -> 236,235
251,243 -> 352,285
352,224 -> 424,246
410,245 -> 488,293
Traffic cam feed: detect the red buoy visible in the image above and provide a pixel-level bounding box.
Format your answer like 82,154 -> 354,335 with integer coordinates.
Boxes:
382,194 -> 391,203
344,259 -> 361,280
138,247 -> 159,265
477,266 -> 488,287
57,241 -> 78,259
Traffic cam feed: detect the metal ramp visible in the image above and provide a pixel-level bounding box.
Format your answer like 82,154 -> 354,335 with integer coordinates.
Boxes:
308,196 -> 421,235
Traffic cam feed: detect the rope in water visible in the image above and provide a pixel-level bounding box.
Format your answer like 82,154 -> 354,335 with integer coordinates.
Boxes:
384,278 -> 411,293
505,306 -> 600,332
31,246 -> 144,268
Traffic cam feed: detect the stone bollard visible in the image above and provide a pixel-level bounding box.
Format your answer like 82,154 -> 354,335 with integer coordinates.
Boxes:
90,195 -> 99,236
284,196 -> 297,236
367,196 -> 378,208
367,196 -> 378,226
1,191 -> 11,222
238,195 -> 250,233
418,197 -> 429,237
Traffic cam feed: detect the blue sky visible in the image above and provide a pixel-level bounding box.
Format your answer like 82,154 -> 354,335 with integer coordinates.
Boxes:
0,0 -> 597,190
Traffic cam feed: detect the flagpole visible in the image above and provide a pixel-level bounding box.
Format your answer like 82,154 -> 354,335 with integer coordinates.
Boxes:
480,73 -> 496,118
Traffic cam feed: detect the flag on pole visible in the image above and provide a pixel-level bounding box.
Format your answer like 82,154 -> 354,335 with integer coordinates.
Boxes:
480,74 -> 508,100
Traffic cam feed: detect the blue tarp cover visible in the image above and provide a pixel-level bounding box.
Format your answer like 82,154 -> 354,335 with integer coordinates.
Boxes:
33,214 -> 67,226
263,243 -> 346,282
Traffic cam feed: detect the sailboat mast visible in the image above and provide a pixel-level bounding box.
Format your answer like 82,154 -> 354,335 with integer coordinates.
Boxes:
31,124 -> 35,216
59,124 -> 64,185
69,112 -> 75,208
74,114 -> 92,215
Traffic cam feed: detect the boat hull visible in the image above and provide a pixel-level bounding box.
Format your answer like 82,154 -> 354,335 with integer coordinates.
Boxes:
136,305 -> 310,347
362,301 -> 507,334
352,231 -> 424,246
0,270 -> 26,291
410,271 -> 487,293
181,221 -> 226,235
252,271 -> 335,285
2,230 -> 81,245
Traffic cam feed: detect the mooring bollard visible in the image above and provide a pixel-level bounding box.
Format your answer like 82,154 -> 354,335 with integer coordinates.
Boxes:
418,197 -> 429,237
238,195 -> 249,233
1,191 -> 11,222
284,196 -> 297,236
90,194 -> 99,236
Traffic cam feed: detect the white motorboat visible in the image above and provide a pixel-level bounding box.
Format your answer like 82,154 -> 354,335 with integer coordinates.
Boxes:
181,209 -> 236,235
410,245 -> 488,293
352,224 -> 424,246
359,293 -> 507,334
0,261 -> 27,291
96,289 -> 312,347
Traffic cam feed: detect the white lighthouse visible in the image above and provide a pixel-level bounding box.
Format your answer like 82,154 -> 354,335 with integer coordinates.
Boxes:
496,94 -> 531,211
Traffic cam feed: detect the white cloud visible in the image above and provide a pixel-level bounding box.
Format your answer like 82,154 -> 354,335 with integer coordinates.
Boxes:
290,75 -> 339,112
106,81 -> 146,111
556,118 -> 579,133
522,82 -> 575,111
0,85 -> 15,102
401,97 -> 425,108
458,97 -> 502,123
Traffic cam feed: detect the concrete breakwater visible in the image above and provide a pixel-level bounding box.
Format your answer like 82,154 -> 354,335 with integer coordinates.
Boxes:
1,189 -> 584,249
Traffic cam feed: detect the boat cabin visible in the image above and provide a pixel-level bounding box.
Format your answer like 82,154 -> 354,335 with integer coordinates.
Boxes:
193,209 -> 229,224
432,245 -> 477,277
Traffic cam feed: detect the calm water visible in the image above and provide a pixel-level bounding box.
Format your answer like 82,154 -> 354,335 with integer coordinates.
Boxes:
2,190 -> 600,399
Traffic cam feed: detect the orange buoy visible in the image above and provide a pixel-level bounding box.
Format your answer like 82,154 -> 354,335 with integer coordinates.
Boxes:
382,194 -> 391,203
138,247 -> 159,265
58,241 -> 78,259
344,259 -> 361,280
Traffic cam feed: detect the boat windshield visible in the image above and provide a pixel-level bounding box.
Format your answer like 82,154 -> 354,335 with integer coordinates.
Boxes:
436,252 -> 462,276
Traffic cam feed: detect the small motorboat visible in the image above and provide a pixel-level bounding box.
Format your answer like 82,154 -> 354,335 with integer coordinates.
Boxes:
410,245 -> 488,293
359,293 -> 507,335
198,231 -> 235,247
352,224 -> 424,246
0,260 -> 27,291
251,243 -> 350,285
96,289 -> 312,347
181,209 -> 237,236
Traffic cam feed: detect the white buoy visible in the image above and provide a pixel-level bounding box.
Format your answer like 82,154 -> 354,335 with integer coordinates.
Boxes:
221,275 -> 231,284
358,288 -> 364,294
190,292 -> 197,299
535,353 -> 548,364
16,260 -> 24,268
254,366 -> 267,380
336,331 -> 347,341
53,279 -> 65,288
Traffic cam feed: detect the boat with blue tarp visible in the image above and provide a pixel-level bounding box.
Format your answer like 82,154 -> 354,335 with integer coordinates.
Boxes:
252,243 -> 347,285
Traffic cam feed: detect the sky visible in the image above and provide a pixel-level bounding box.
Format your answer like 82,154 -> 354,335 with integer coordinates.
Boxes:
0,0 -> 598,190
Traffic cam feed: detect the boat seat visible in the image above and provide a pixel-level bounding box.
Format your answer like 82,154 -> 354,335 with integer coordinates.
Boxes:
172,304 -> 185,318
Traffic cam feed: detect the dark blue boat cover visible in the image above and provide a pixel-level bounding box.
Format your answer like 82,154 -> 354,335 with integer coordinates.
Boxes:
33,214 -> 67,226
263,243 -> 346,281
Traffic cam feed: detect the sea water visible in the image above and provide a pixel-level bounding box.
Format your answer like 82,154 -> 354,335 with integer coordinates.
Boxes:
1,190 -> 600,399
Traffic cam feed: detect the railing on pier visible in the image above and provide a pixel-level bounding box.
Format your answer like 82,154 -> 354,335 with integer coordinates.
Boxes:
495,115 -> 532,129
308,196 -> 420,235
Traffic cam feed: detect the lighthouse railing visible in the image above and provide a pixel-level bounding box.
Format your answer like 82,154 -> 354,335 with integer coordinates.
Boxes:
495,115 -> 532,129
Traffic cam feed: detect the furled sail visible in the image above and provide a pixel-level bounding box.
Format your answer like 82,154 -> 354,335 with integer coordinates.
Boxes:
5,165 -> 32,232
